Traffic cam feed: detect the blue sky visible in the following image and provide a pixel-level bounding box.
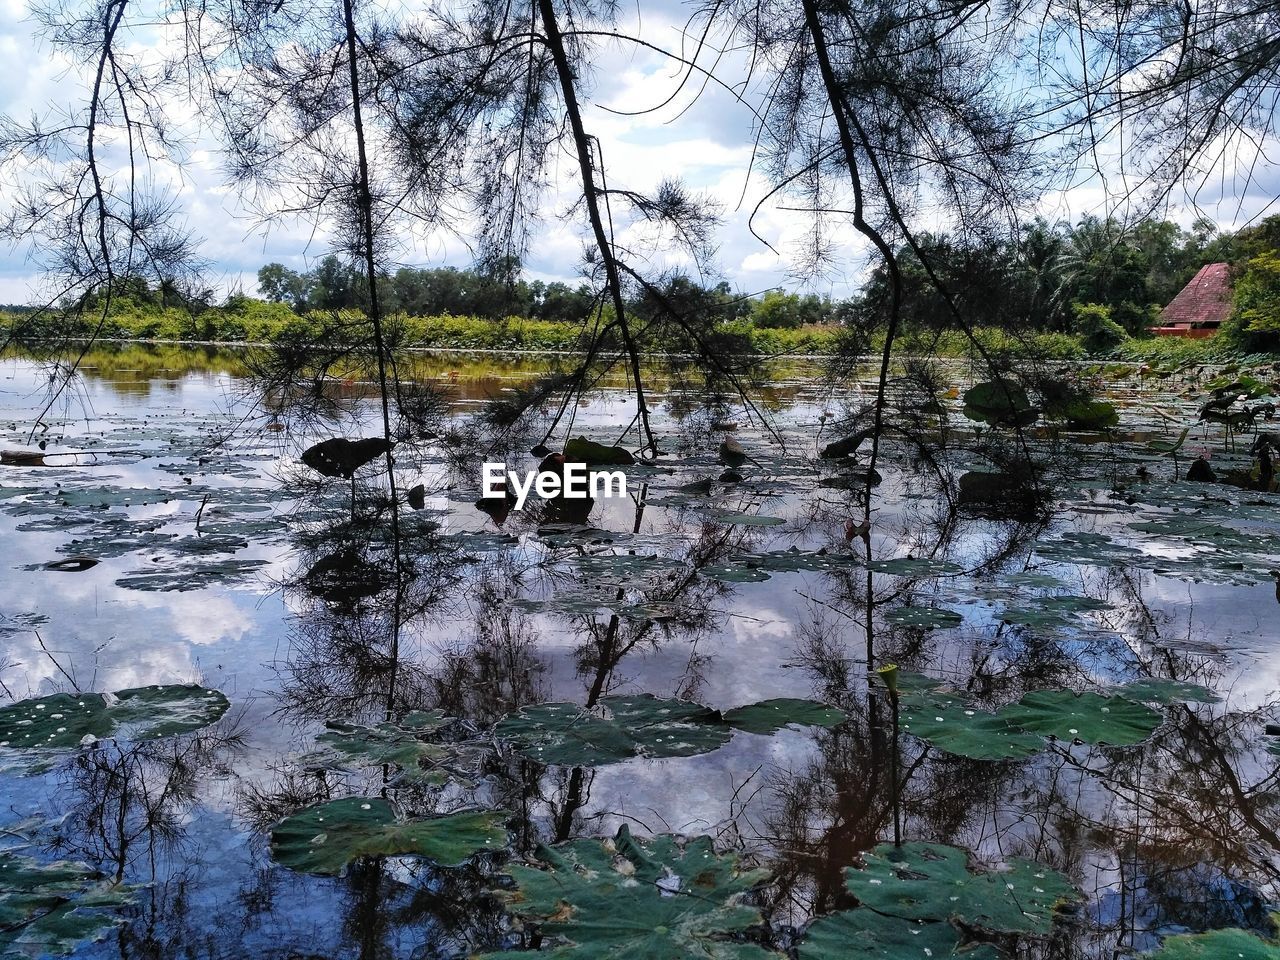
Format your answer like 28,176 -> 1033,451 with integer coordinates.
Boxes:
1,0 -> 1277,305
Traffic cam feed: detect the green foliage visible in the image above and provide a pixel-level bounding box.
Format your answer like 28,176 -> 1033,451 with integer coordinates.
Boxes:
495,696 -> 732,766
720,699 -> 847,735
962,380 -> 1038,426
1223,252 -> 1280,352
0,685 -> 230,749
1145,926 -> 1280,959
494,694 -> 846,766
844,841 -> 1081,936
898,691 -> 1045,761
562,437 -> 636,465
269,798 -> 506,875
481,826 -> 776,959
0,851 -> 137,957
1070,302 -> 1129,354
306,710 -> 452,786
799,909 -> 1002,959
995,690 -> 1162,746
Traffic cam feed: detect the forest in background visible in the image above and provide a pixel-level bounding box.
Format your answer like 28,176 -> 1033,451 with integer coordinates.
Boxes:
6,214 -> 1279,361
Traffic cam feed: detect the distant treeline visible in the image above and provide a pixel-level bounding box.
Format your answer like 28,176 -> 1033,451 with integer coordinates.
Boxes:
7,214 -> 1280,355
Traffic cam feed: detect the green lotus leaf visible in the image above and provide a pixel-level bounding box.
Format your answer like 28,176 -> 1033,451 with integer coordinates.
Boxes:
962,380 -> 1038,427
898,692 -> 1043,761
722,699 -> 847,735
867,557 -> 963,577
1057,399 -> 1119,430
270,797 -> 506,876
309,710 -> 452,786
998,596 -> 1111,629
0,685 -> 229,750
0,851 -> 136,957
703,564 -> 772,583
884,605 -> 964,630
845,841 -> 1081,936
480,825 -> 776,959
1115,679 -> 1220,704
563,437 -> 635,465
708,512 -> 786,527
799,908 -> 1003,959
995,690 -> 1161,746
494,695 -> 731,767
114,557 -> 269,592
1145,927 -> 1280,958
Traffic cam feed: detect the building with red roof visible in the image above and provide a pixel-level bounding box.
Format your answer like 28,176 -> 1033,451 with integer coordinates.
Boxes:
1151,262 -> 1233,338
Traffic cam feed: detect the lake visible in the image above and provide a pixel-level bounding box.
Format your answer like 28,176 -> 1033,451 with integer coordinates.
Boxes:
1,344 -> 1278,959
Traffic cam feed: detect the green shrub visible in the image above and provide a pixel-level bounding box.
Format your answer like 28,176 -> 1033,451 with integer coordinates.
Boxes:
1071,302 -> 1129,354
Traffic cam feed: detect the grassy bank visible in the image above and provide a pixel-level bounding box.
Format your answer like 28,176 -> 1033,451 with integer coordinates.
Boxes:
4,303 -> 1271,364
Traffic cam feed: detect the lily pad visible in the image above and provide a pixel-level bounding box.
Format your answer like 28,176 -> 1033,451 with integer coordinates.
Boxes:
1146,927 -> 1280,958
494,695 -> 731,767
963,380 -> 1038,427
1115,679 -> 1220,704
270,797 -> 506,875
898,691 -> 1044,761
799,908 -> 1002,959
866,557 -> 962,577
722,699 -> 847,735
995,690 -> 1161,746
0,852 -> 137,957
563,436 -> 635,466
480,825 -> 775,959
845,841 -> 1081,936
308,711 -> 452,786
884,605 -> 964,630
0,685 -> 230,750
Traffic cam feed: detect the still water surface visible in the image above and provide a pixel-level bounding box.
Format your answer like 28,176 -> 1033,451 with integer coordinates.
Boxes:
1,346 -> 1278,958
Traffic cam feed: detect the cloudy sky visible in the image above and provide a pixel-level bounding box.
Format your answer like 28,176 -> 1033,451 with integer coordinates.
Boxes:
1,0 -> 1277,306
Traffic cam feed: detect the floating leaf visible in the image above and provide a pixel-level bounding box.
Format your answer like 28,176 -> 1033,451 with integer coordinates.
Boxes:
723,699 -> 847,735
703,563 -> 772,583
884,605 -> 964,630
1058,399 -> 1119,430
270,798 -> 505,876
1145,927 -> 1280,958
708,511 -> 785,527
799,909 -> 1002,960
866,557 -> 962,577
898,691 -> 1043,761
494,695 -> 731,767
563,436 -> 635,466
999,596 -> 1111,629
0,685 -> 229,750
1115,679 -> 1220,704
845,841 -> 1081,936
308,711 -> 452,786
962,380 -> 1038,427
0,851 -> 136,957
480,825 -> 776,959
995,690 -> 1161,746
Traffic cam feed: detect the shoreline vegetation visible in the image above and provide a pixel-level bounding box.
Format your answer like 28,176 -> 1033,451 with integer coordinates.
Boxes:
3,306 -> 1274,368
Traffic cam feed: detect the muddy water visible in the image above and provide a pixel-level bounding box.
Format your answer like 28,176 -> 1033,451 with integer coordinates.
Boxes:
1,346 -> 1278,959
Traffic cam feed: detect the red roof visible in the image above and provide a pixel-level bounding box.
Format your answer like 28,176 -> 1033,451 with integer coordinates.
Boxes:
1159,262 -> 1232,327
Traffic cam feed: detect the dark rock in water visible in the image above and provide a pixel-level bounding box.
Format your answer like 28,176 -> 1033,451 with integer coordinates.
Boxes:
710,419 -> 738,431
820,428 -> 875,460
406,484 -> 426,510
719,469 -> 744,483
531,444 -> 552,457
301,437 -> 392,479
1187,457 -> 1217,483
